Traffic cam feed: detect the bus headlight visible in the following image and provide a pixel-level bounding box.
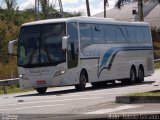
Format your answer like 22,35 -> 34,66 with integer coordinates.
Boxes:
19,74 -> 29,80
54,70 -> 66,76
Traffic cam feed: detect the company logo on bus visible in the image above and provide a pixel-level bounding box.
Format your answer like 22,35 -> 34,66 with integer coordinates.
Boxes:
27,68 -> 53,76
81,50 -> 100,57
30,69 -> 51,74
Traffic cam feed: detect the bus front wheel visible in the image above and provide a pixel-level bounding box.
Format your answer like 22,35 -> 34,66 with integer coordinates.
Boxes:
36,87 -> 47,94
75,70 -> 87,91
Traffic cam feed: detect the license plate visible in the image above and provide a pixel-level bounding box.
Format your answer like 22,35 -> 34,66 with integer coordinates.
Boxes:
37,80 -> 46,85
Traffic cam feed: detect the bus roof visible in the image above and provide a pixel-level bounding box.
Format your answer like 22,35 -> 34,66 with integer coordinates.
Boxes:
22,16 -> 149,27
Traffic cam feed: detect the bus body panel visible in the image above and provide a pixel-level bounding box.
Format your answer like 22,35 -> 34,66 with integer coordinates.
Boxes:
17,17 -> 154,90
78,44 -> 154,83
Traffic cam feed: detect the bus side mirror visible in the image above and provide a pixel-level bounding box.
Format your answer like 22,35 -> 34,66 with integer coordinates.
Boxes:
62,36 -> 69,50
8,40 -> 17,55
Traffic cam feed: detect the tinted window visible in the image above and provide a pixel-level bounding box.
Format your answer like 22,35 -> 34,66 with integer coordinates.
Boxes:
126,26 -> 136,43
143,27 -> 151,43
104,25 -> 117,43
116,26 -> 128,43
91,24 -> 105,44
80,23 -> 92,49
134,26 -> 144,43
18,23 -> 66,68
43,24 -> 65,63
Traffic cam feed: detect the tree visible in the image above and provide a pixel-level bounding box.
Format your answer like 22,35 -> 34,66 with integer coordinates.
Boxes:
3,0 -> 17,10
86,0 -> 108,17
64,11 -> 82,17
86,0 -> 91,16
115,0 -> 160,21
39,0 -> 60,19
39,0 -> 49,19
104,0 -> 109,18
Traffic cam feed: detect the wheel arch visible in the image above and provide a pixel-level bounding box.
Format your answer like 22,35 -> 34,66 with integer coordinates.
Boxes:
139,64 -> 144,71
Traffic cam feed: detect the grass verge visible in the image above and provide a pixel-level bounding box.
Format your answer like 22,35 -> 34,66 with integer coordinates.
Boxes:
0,84 -> 33,95
155,62 -> 160,69
128,90 -> 160,96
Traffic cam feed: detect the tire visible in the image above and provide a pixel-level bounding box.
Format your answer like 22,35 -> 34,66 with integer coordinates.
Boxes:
129,67 -> 136,84
136,67 -> 144,83
36,87 -> 47,94
75,70 -> 87,91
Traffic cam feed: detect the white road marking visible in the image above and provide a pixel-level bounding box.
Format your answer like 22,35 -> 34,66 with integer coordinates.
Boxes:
0,104 -> 65,111
86,105 -> 142,114
0,96 -> 105,108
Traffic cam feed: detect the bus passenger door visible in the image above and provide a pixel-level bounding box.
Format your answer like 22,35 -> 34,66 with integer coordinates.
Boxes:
67,22 -> 79,69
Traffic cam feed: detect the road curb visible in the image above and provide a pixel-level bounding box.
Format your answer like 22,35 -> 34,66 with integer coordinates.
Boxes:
116,96 -> 160,104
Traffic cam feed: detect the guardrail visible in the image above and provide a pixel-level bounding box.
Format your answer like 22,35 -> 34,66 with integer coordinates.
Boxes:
154,59 -> 160,63
0,78 -> 19,94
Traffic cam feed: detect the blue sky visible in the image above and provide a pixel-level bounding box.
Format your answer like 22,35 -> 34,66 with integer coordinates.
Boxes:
14,0 -> 116,15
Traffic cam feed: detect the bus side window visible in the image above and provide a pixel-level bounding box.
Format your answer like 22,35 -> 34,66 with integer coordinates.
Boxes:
104,25 -> 117,44
116,26 -> 128,43
134,26 -> 144,43
91,24 -> 105,44
79,23 -> 93,50
143,27 -> 151,43
126,26 -> 136,43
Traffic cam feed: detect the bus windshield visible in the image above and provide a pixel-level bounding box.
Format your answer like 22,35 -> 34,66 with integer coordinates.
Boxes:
18,23 -> 66,68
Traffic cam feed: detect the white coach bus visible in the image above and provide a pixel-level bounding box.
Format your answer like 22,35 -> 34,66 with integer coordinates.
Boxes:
8,17 -> 154,94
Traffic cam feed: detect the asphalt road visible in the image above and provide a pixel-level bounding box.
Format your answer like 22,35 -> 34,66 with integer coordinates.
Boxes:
0,69 -> 160,120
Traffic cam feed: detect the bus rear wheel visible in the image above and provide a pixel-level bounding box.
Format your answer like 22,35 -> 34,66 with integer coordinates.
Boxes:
137,66 -> 144,83
75,70 -> 87,91
36,87 -> 47,94
129,67 -> 136,84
